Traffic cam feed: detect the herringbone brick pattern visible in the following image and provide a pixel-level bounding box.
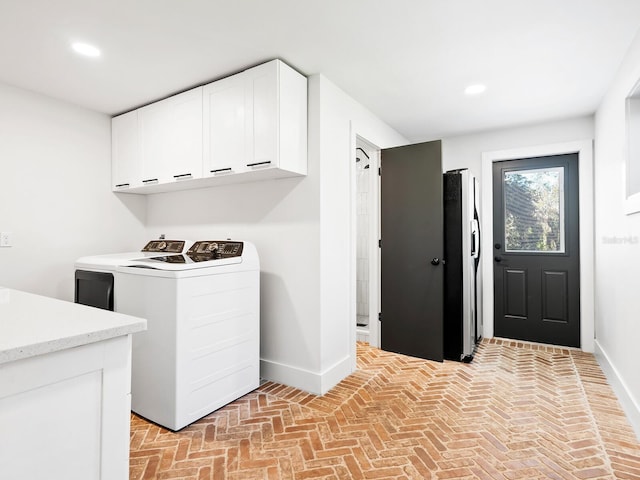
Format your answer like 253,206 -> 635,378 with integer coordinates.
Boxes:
130,339 -> 640,479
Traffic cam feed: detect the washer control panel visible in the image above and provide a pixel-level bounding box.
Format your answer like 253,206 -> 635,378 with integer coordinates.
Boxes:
142,240 -> 185,253
187,241 -> 243,259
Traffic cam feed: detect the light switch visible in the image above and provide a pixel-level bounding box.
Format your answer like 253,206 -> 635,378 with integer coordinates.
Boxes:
0,232 -> 13,247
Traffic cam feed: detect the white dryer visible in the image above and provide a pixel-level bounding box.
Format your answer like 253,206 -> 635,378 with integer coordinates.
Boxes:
115,240 -> 260,431
74,239 -> 190,311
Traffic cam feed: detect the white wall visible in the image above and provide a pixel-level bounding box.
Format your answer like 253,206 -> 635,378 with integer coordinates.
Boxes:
442,117 -> 595,343
314,75 -> 408,392
593,27 -> 640,435
144,74 -> 407,395
442,116 -> 594,178
0,82 -> 147,300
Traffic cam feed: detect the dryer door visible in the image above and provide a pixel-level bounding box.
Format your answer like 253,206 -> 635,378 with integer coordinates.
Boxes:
75,270 -> 114,311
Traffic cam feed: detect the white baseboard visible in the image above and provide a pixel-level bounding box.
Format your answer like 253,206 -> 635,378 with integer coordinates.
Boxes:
260,355 -> 353,396
594,340 -> 640,440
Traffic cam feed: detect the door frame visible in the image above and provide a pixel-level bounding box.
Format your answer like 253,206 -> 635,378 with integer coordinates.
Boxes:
353,135 -> 381,349
349,127 -> 383,371
481,140 -> 594,352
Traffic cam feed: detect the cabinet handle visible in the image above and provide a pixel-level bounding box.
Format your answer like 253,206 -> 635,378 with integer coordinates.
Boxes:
115,183 -> 130,188
246,161 -> 272,168
211,168 -> 233,174
142,178 -> 159,184
173,173 -> 192,180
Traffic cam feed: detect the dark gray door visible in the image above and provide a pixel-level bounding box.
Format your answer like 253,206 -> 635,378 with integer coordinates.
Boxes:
493,154 -> 580,347
381,141 -> 443,361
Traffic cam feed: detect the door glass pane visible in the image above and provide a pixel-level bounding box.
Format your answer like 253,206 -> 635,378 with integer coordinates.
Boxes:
503,167 -> 565,253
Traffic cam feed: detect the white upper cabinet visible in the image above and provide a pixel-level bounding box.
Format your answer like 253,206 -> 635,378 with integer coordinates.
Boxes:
250,62 -> 278,170
138,87 -> 203,186
166,87 -> 203,182
112,59 -> 306,194
203,59 -> 306,180
112,110 -> 141,190
112,88 -> 203,191
138,101 -> 170,185
203,74 -> 248,175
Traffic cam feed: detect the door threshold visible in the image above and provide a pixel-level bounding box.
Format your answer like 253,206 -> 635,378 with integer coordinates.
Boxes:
487,337 -> 583,352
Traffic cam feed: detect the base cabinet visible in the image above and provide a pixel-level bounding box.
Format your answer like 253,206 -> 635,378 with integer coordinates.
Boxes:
0,336 -> 133,480
113,59 -> 307,194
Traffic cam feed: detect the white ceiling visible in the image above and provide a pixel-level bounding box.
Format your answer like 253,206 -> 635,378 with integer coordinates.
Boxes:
1,0 -> 640,142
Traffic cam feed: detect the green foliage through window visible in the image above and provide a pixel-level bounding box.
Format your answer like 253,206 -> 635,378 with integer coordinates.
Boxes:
504,168 -> 563,252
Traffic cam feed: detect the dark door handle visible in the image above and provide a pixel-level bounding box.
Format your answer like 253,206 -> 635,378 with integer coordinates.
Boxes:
431,258 -> 440,265
494,255 -> 502,263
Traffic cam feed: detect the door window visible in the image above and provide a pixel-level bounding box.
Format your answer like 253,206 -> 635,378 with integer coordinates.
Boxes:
503,167 -> 565,253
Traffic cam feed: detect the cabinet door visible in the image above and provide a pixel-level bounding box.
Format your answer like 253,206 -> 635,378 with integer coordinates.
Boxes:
248,62 -> 278,170
139,87 -> 203,185
112,110 -> 141,190
167,87 -> 203,181
203,74 -> 248,176
278,60 -> 308,175
138,101 -> 170,185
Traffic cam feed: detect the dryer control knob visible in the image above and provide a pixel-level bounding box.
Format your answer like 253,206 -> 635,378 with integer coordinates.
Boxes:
206,242 -> 219,253
157,241 -> 167,250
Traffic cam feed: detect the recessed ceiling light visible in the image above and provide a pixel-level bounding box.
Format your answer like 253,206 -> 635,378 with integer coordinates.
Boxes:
464,84 -> 486,95
71,42 -> 101,58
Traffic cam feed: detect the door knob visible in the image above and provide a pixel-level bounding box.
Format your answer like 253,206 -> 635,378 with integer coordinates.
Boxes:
494,255 -> 502,263
431,258 -> 440,265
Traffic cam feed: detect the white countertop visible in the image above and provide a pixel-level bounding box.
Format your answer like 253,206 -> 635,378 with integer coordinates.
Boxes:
0,287 -> 146,365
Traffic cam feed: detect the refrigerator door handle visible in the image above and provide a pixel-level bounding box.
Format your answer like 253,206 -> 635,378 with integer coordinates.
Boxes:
470,219 -> 480,258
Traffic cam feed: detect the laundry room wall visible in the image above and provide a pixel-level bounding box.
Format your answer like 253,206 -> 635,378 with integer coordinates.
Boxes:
441,116 -> 594,177
593,26 -> 640,435
0,82 -> 147,300
441,115 -> 594,344
313,75 -> 408,391
144,73 -> 407,395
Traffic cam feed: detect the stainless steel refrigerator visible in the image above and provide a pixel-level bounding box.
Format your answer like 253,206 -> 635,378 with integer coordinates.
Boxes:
443,169 -> 482,361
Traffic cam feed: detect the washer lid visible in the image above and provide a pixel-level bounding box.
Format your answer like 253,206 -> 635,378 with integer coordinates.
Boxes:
122,254 -> 242,270
75,239 -> 192,271
75,251 -> 167,271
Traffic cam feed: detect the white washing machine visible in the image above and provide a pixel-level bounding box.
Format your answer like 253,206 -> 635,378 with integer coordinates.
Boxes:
115,240 -> 260,431
74,239 -> 190,311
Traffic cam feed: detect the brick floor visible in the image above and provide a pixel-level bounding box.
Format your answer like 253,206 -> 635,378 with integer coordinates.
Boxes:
130,339 -> 640,479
